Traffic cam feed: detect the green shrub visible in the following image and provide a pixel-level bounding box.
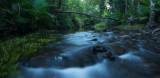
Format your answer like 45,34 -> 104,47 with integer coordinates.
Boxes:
114,24 -> 145,31
158,1 -> 160,6
71,14 -> 84,29
137,5 -> 150,16
138,16 -> 149,23
104,12 -> 121,28
0,0 -> 56,34
94,22 -> 106,30
140,0 -> 150,5
58,15 -> 74,29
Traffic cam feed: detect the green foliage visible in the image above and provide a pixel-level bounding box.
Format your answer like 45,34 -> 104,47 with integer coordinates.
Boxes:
1,0 -> 160,77
158,1 -> 160,6
140,0 -> 150,5
104,13 -> 121,27
94,22 -> 106,30
115,10 -> 123,19
138,16 -> 149,23
0,0 -> 56,34
136,5 -> 150,23
108,0 -> 126,13
105,19 -> 120,28
114,24 -> 145,31
0,0 -> 108,34
72,15 -> 84,28
58,14 -> 74,28
0,31 -> 57,78
137,5 -> 150,16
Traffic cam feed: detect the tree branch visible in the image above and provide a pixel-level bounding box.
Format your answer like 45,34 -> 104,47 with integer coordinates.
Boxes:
56,11 -> 120,21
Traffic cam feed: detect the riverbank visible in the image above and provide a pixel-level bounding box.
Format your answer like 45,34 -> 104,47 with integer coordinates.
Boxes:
0,30 -> 59,78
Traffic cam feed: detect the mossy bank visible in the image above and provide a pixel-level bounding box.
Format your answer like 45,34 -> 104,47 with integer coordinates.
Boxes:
0,30 -> 59,78
94,22 -> 145,32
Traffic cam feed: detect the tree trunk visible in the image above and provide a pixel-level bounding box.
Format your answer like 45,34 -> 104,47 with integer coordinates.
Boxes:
132,0 -> 135,11
125,0 -> 128,13
138,0 -> 140,5
58,0 -> 62,9
146,0 -> 157,28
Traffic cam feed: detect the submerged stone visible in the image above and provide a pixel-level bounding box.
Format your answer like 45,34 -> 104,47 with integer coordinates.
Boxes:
106,52 -> 112,58
111,45 -> 126,55
93,45 -> 107,54
105,52 -> 116,61
93,36 -> 97,37
91,38 -> 98,41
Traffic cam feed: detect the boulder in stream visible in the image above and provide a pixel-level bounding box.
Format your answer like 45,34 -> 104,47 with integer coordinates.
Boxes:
111,45 -> 126,55
119,35 -> 131,39
92,36 -> 97,37
93,45 -> 107,54
60,53 -> 68,59
91,38 -> 98,41
106,52 -> 112,58
105,52 -> 116,61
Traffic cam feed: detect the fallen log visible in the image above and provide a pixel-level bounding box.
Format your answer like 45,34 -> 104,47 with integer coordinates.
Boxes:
56,11 -> 120,21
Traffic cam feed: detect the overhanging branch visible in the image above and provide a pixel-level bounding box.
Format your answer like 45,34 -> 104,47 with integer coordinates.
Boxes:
56,11 -> 120,21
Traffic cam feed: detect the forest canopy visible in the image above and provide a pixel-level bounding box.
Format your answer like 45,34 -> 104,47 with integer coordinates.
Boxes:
0,0 -> 160,34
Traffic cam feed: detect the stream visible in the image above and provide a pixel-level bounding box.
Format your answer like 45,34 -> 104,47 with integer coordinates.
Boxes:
11,30 -> 160,78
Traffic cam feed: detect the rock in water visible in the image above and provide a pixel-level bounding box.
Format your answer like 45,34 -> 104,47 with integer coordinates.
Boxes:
105,52 -> 116,61
92,36 -> 97,37
93,45 -> 107,54
111,45 -> 126,55
60,53 -> 68,59
109,56 -> 116,61
106,52 -> 112,58
103,29 -> 108,32
91,38 -> 97,41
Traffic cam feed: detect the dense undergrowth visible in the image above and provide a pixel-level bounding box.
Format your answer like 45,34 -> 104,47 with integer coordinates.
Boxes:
0,31 -> 57,78
94,22 -> 145,31
114,24 -> 145,31
94,22 -> 106,31
0,0 -> 102,35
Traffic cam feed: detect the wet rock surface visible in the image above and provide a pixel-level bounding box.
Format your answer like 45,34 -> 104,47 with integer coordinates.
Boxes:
15,30 -> 160,78
92,45 -> 107,54
91,38 -> 97,41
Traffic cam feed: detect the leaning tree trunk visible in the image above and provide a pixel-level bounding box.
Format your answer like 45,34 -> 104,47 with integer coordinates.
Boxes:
146,0 -> 157,28
57,11 -> 120,21
125,0 -> 128,13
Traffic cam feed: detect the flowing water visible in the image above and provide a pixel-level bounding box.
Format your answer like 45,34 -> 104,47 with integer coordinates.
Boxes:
12,31 -> 160,78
